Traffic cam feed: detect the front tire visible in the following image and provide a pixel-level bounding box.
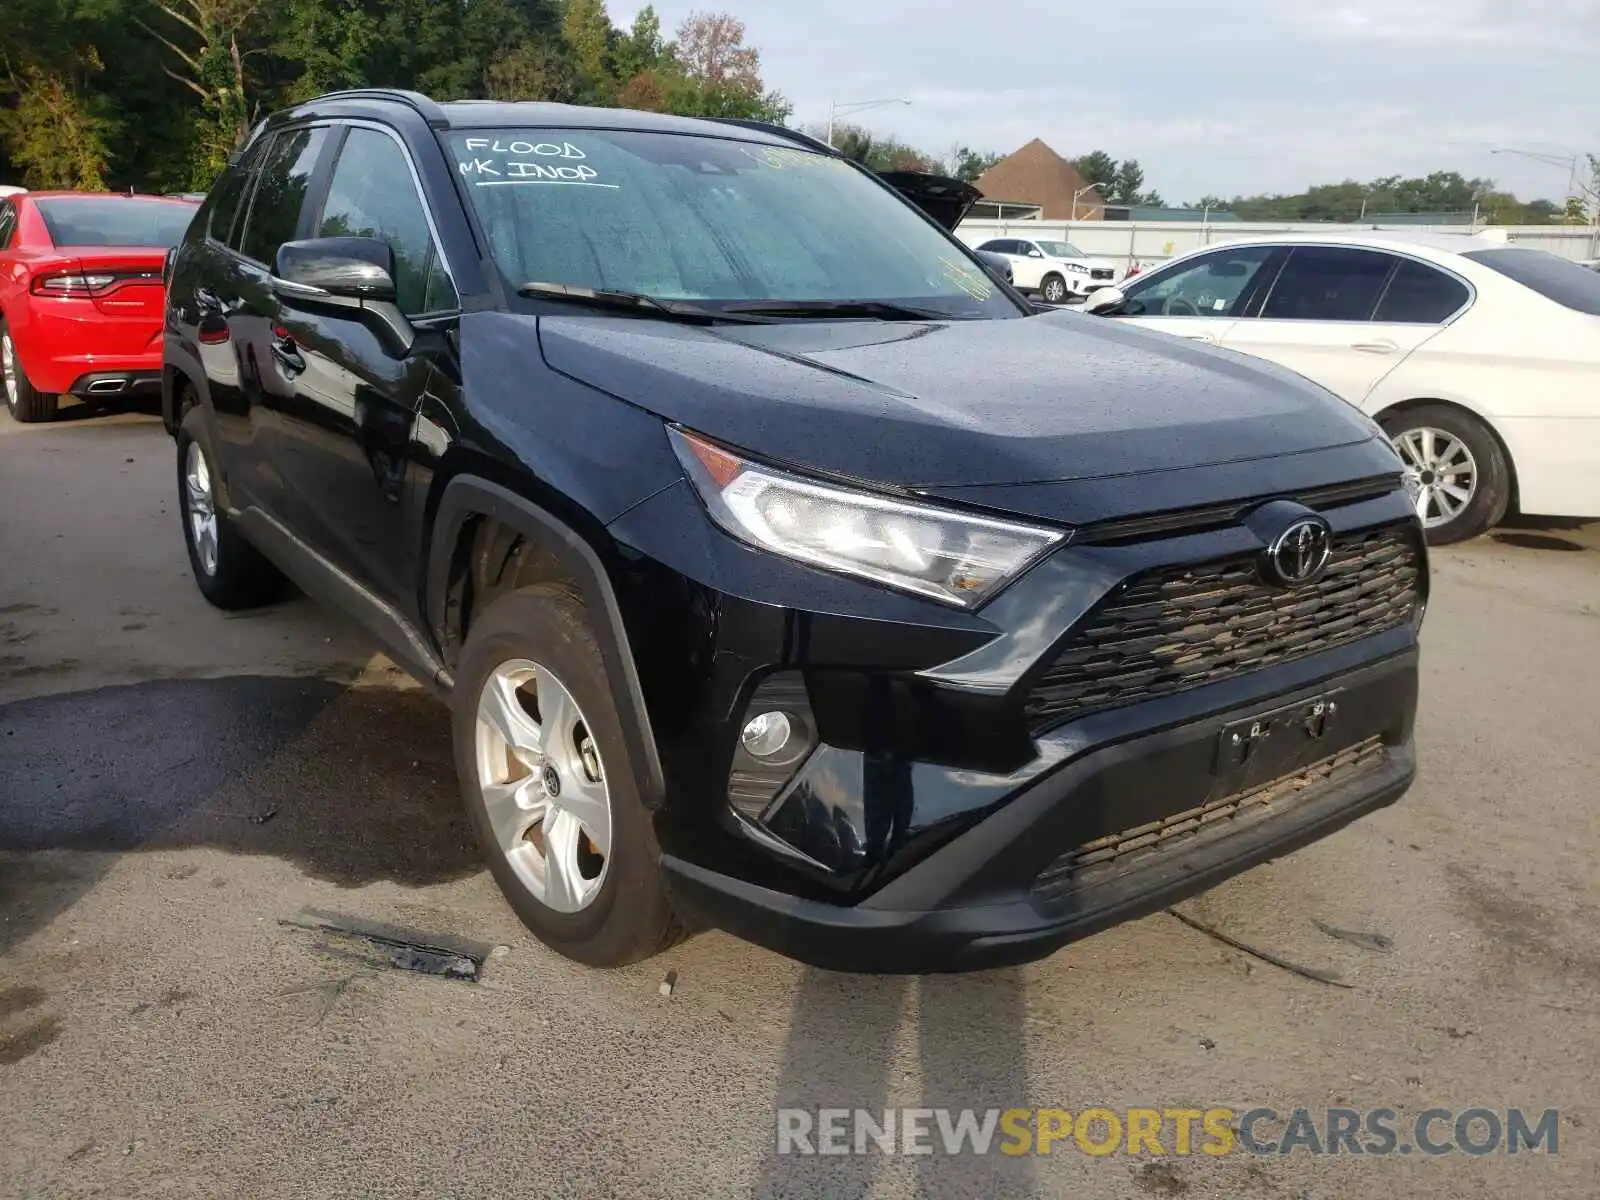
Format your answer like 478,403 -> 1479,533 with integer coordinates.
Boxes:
452,585 -> 683,967
1380,404 -> 1509,545
176,410 -> 287,608
1,325 -> 58,423
1040,274 -> 1068,304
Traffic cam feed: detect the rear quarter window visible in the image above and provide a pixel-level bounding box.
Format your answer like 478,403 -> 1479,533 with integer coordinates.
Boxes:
1462,248 -> 1600,315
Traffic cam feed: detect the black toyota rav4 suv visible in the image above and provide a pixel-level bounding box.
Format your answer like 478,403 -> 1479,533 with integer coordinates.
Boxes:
162,90 -> 1425,973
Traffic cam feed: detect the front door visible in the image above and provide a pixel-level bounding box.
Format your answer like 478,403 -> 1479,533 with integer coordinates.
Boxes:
1115,244 -> 1282,346
271,124 -> 460,614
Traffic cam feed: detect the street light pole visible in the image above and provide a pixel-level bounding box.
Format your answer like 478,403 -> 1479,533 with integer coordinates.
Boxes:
1490,147 -> 1594,219
824,97 -> 912,148
1072,182 -> 1109,221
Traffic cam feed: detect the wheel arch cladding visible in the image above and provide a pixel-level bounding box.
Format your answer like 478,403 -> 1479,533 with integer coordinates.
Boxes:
1375,396 -> 1521,512
427,475 -> 666,809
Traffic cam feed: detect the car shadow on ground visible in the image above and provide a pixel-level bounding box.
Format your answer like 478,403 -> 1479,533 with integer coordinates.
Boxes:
756,966 -> 1038,1198
0,675 -> 479,956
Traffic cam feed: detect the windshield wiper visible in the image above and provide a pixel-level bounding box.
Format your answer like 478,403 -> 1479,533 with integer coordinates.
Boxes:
719,299 -> 949,321
517,282 -> 766,323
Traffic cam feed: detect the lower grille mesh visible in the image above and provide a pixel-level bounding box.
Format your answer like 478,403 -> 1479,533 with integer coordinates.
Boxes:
1031,736 -> 1387,907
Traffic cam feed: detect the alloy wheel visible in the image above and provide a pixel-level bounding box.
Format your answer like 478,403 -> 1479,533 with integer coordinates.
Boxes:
1392,426 -> 1478,528
184,440 -> 220,576
474,659 -> 612,914
1042,278 -> 1066,304
2,335 -> 17,413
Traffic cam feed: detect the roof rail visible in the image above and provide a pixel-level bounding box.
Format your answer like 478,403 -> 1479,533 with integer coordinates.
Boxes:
309,88 -> 449,129
702,119 -> 838,156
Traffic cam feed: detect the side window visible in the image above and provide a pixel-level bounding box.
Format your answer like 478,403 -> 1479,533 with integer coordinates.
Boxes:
239,125 -> 329,269
1373,260 -> 1470,323
206,148 -> 261,248
0,201 -> 15,248
316,127 -> 456,316
1121,245 -> 1275,317
1259,246 -> 1393,322
976,239 -> 1006,253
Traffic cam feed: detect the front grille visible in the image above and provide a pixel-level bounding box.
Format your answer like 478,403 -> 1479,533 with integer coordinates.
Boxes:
1031,736 -> 1386,907
1025,524 -> 1420,731
1091,268 -> 1115,280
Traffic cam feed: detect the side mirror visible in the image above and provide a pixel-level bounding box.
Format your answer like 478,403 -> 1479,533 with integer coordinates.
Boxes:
276,237 -> 397,301
273,237 -> 414,356
1082,286 -> 1126,316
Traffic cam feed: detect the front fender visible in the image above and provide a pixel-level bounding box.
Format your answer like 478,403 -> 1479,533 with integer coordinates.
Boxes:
426,475 -> 667,810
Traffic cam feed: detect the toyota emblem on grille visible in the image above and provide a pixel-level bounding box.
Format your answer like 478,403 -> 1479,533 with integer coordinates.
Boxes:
1262,516 -> 1333,588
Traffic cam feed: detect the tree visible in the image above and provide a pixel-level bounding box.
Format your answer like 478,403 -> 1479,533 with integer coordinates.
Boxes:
0,62 -> 117,189
138,0 -> 268,186
948,145 -> 1001,182
1071,150 -> 1117,192
665,11 -> 789,122
486,41 -> 576,102
562,0 -> 613,101
1110,158 -> 1145,205
613,5 -> 665,82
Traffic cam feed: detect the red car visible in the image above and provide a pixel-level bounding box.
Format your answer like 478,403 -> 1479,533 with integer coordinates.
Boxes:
0,191 -> 197,422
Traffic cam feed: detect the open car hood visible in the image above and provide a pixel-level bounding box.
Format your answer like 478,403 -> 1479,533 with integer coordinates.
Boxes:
876,171 -> 982,232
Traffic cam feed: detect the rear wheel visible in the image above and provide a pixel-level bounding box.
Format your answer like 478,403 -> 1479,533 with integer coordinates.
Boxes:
452,586 -> 683,967
176,410 -> 287,608
1,325 -> 58,423
1040,274 -> 1068,304
1380,404 -> 1510,545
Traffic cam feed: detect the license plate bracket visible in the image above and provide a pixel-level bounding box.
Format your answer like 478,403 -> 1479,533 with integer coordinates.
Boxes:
1214,692 -> 1342,793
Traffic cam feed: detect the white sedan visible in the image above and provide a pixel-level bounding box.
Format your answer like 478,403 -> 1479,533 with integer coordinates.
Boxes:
1083,233 -> 1600,543
972,237 -> 1120,304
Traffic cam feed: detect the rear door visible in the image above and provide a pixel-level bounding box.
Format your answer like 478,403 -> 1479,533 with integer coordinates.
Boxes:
1114,244 -> 1280,344
1218,246 -> 1444,403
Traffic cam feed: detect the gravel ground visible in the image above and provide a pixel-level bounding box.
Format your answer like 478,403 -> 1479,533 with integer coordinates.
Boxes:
2,407 -> 1597,1199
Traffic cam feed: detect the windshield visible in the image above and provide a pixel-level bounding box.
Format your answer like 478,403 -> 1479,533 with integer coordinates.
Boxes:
447,129 -> 1020,319
1037,241 -> 1084,259
35,197 -> 197,248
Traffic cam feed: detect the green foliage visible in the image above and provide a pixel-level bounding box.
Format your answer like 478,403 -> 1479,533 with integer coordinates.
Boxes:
1071,150 -> 1116,193
949,146 -> 1001,182
0,0 -> 787,192
1204,170 -> 1565,223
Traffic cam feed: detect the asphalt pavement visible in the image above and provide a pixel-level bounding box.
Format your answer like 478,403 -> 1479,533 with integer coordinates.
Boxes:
2,406 -> 1598,1199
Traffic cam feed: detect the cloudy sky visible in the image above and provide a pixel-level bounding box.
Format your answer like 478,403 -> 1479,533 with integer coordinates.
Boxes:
622,0 -> 1598,204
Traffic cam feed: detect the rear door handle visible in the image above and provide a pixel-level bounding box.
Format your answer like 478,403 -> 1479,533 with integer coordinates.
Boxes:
1183,333 -> 1215,343
1351,339 -> 1398,354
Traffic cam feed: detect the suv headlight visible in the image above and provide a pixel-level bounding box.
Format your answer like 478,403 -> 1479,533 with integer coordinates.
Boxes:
670,427 -> 1065,608
1064,262 -> 1090,274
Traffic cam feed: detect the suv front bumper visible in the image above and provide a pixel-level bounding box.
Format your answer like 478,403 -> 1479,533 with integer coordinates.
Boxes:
663,649 -> 1416,973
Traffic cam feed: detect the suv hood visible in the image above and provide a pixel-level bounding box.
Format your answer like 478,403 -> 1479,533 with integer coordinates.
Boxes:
534,309 -> 1383,492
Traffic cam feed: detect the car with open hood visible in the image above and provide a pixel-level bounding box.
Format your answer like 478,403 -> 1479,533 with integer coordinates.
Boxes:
161,90 -> 1425,972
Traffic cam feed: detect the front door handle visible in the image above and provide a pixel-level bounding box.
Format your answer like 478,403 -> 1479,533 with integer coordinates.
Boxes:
1183,333 -> 1216,343
1351,339 -> 1398,354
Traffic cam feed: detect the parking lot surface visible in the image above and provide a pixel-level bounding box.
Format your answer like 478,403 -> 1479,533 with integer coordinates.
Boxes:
3,407 -> 1598,1199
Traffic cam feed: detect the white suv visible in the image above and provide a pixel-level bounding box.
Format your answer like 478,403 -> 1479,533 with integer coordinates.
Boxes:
973,237 -> 1120,303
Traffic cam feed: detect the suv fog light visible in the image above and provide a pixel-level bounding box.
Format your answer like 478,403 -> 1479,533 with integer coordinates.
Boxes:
741,711 -> 793,758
